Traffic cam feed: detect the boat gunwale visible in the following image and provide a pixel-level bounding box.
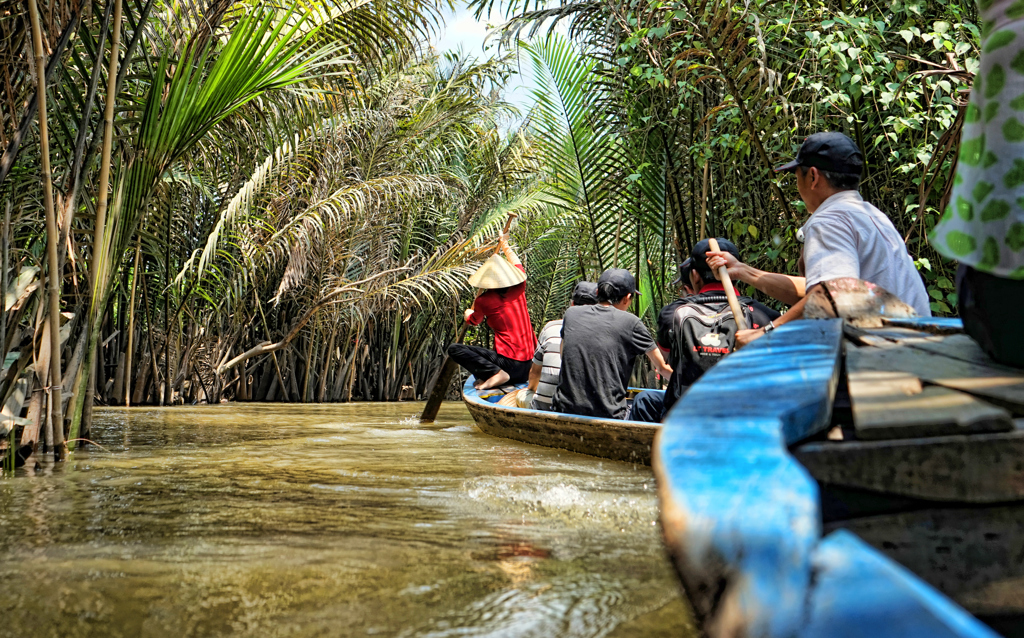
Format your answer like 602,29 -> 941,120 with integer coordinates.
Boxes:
462,378 -> 661,464
462,379 -> 661,433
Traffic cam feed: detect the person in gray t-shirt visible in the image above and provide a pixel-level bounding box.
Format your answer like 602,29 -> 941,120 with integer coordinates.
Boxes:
552,269 -> 673,420
707,132 -> 929,349
518,282 -> 598,411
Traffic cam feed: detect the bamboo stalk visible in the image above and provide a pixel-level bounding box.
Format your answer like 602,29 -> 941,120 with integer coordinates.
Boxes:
124,242 -> 140,406
28,0 -> 66,458
1,201 -> 10,351
698,122 -> 710,241
140,272 -> 162,403
92,0 -> 122,292
302,329 -> 314,402
68,0 -> 122,447
164,199 -> 172,405
344,324 -> 362,402
317,325 -> 337,402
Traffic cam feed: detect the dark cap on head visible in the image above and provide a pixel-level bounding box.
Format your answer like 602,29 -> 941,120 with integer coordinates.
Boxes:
776,132 -> 864,175
571,281 -> 598,306
671,257 -> 693,286
597,268 -> 640,301
691,237 -> 739,283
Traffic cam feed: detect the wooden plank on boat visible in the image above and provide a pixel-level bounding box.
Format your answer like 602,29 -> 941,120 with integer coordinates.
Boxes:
654,319 -> 843,636
847,327 -> 1012,371
847,348 -> 1013,440
883,317 -> 965,335
906,334 -> 1021,369
848,342 -> 1024,416
844,325 -> 943,346
794,424 -> 1024,503
852,385 -> 1011,441
801,530 -> 1000,638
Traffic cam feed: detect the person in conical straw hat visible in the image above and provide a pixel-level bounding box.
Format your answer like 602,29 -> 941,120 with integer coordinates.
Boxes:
448,232 -> 537,390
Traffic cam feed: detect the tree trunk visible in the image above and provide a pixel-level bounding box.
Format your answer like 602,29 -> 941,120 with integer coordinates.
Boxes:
20,381 -> 43,448
69,0 -> 123,446
317,325 -> 337,402
28,0 -> 66,458
124,244 -> 140,406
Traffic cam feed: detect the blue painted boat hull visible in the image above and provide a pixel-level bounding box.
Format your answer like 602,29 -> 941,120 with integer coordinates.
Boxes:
462,378 -> 662,464
654,319 -> 1001,638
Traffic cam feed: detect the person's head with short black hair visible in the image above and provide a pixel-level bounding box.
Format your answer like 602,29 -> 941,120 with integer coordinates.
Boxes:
597,268 -> 640,307
689,238 -> 740,288
776,131 -> 864,213
571,281 -> 598,306
797,166 -> 861,191
672,258 -> 695,296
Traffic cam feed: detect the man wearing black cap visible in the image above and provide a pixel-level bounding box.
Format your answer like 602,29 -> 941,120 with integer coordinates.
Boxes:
708,131 -> 929,348
552,269 -> 673,420
518,281 -> 598,411
631,239 -> 780,423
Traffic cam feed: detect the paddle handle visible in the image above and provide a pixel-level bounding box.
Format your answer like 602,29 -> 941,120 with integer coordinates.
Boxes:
464,212 -> 519,316
420,213 -> 519,422
495,213 -> 518,253
708,238 -> 748,331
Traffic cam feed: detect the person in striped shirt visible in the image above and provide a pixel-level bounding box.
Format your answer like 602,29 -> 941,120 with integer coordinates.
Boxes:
517,282 -> 598,410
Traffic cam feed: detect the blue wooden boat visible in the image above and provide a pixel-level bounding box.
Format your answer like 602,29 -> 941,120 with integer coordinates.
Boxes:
655,318 -> 1017,637
462,379 -> 660,464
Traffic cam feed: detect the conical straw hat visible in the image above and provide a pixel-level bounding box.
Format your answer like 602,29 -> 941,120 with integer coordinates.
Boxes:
468,254 -> 527,289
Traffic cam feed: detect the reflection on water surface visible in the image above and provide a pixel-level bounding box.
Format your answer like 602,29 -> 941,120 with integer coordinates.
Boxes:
0,402 -> 694,637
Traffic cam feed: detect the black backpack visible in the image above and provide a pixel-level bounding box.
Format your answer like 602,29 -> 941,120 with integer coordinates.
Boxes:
669,292 -> 755,384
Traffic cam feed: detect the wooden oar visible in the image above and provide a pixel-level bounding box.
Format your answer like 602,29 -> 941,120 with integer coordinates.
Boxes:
420,213 -> 518,423
708,238 -> 748,331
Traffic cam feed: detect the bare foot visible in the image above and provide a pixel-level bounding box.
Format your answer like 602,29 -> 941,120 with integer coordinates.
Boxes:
476,369 -> 510,390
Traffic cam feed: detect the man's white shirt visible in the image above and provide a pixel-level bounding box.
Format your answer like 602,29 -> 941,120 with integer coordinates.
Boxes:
800,190 -> 931,317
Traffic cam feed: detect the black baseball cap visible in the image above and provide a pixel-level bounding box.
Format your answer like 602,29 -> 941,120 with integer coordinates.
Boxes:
671,258 -> 693,286
571,281 -> 598,305
597,268 -> 640,300
776,132 -> 864,175
691,237 -> 740,282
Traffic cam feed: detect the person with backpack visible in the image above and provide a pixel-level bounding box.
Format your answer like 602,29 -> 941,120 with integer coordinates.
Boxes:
631,239 -> 780,423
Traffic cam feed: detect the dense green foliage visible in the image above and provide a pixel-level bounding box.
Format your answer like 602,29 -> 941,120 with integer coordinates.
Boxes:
0,0 -> 978,455
478,0 -> 979,318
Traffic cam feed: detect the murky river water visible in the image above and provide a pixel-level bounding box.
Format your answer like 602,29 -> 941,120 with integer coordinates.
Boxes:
0,402 -> 694,637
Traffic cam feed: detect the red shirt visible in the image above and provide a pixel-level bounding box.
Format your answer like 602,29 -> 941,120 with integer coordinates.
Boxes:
468,265 -> 536,361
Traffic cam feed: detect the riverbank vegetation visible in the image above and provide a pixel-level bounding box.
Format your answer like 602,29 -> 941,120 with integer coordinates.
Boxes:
2,0 -> 978,458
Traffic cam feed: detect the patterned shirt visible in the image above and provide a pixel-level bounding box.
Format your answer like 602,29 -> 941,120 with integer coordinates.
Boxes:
931,0 -> 1024,279
530,320 -> 563,411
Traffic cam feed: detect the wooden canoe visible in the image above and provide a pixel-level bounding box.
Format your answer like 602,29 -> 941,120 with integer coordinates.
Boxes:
655,318 -> 1002,638
461,379 -> 660,465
